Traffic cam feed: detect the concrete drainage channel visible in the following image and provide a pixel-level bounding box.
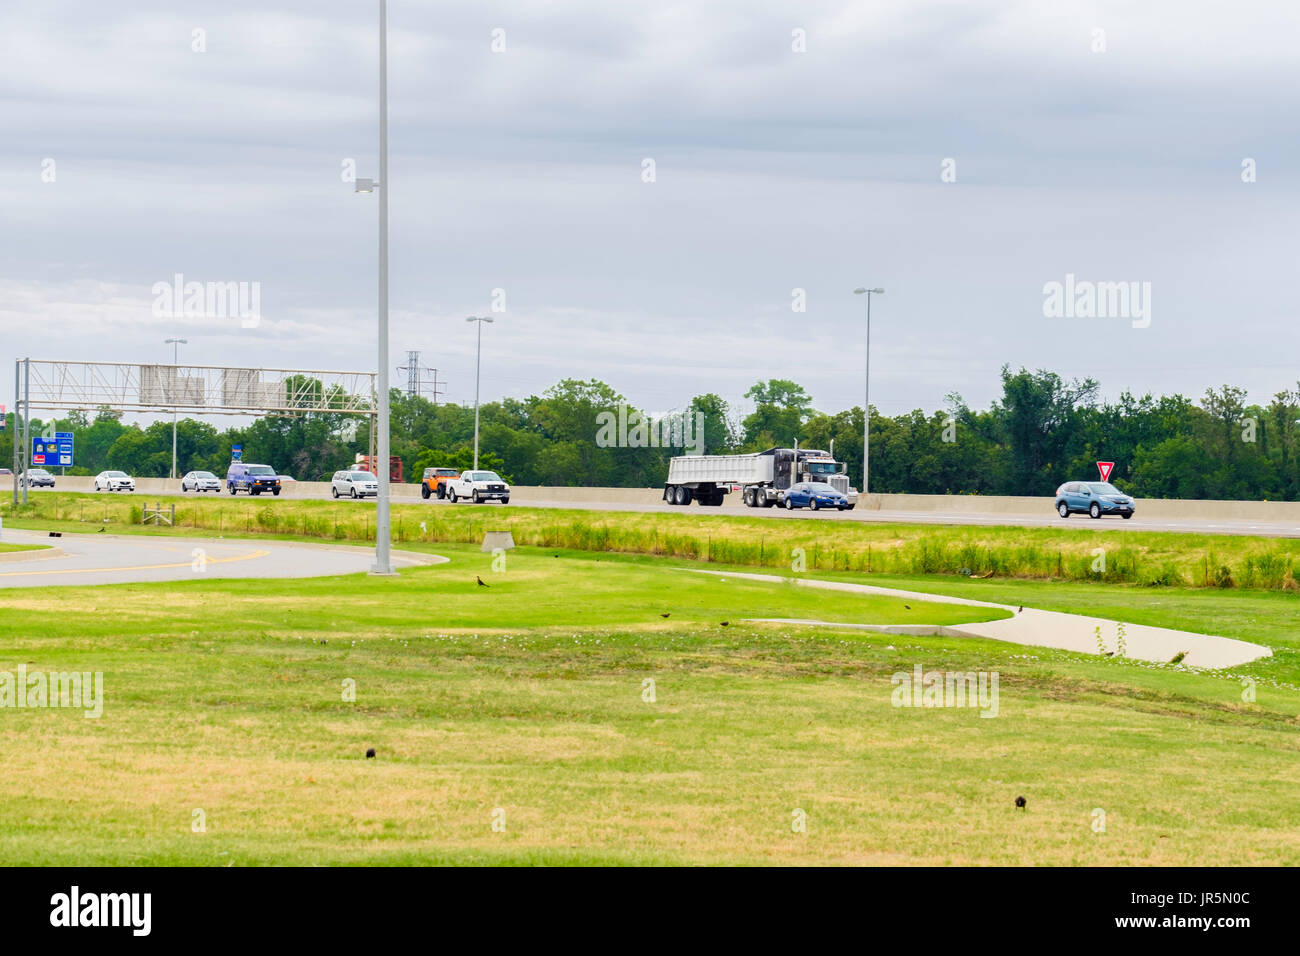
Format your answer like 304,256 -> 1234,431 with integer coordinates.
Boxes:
679,568 -> 1272,669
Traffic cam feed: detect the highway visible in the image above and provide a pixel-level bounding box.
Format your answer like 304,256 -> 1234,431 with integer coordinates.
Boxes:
513,497 -> 1300,537
11,484 -> 1300,538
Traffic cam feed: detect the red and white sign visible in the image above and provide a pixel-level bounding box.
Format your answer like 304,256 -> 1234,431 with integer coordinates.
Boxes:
1097,461 -> 1114,482
33,454 -> 46,465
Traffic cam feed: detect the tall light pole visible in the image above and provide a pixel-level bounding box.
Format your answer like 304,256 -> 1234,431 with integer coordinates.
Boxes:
853,288 -> 884,497
165,337 -> 187,479
355,0 -> 393,574
466,316 -> 493,469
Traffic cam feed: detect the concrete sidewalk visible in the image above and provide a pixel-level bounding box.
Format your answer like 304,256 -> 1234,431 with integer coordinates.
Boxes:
681,569 -> 1273,669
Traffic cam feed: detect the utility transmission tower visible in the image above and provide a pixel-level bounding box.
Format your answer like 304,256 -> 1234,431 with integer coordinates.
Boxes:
396,350 -> 444,404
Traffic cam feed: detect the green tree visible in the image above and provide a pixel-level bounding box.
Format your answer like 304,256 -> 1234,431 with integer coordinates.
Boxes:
742,379 -> 813,448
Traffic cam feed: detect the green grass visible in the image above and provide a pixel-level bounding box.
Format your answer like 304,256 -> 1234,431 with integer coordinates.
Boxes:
0,540 -> 1297,865
0,542 -> 44,554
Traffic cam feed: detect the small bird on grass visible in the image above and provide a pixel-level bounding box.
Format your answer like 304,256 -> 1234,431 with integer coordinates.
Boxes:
1018,605 -> 1024,613
903,604 -> 911,610
660,613 -> 670,618
476,576 -> 489,587
1015,795 -> 1026,810
96,527 -> 106,533
365,748 -> 376,759
719,621 -> 730,627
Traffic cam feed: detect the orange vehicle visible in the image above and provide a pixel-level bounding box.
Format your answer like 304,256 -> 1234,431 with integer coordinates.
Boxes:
421,467 -> 461,500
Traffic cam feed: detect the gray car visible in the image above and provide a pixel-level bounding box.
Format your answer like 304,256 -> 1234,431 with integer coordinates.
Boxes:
181,470 -> 222,492
21,468 -> 55,488
1055,481 -> 1135,519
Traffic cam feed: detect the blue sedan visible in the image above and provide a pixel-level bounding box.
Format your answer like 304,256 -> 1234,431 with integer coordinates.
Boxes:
782,481 -> 853,512
1055,481 -> 1136,519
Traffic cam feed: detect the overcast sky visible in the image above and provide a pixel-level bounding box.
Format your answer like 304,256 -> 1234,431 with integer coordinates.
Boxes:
2,0 -> 1297,426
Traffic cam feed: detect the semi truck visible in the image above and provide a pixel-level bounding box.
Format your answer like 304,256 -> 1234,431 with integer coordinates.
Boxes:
663,448 -> 858,508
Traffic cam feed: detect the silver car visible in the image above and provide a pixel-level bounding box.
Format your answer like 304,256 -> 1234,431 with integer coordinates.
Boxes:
181,470 -> 222,493
331,470 -> 379,498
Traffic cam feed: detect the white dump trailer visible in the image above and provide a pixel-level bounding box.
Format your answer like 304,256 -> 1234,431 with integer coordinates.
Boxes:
663,448 -> 857,508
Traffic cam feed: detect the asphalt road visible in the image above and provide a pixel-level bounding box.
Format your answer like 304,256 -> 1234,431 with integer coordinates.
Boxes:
0,529 -> 439,588
510,498 -> 1300,538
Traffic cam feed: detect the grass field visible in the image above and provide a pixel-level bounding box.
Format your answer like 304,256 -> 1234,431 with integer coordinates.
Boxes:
0,533 -> 1297,865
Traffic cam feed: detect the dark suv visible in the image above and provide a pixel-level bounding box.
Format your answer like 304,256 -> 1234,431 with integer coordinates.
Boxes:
226,462 -> 282,496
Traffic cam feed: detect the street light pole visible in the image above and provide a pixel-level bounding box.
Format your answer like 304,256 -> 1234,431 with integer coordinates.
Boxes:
466,316 -> 493,469
372,0 -> 393,574
853,287 -> 884,497
165,337 -> 187,479
12,359 -> 19,506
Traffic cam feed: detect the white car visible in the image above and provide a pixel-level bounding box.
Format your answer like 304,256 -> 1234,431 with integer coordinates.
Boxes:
181,470 -> 221,493
444,470 -> 510,504
331,469 -> 379,498
94,470 -> 135,492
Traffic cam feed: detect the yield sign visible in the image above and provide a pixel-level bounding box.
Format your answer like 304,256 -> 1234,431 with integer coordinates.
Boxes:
1097,461 -> 1115,482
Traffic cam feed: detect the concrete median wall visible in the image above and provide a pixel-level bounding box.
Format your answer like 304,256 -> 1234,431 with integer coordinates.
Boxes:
21,477 -> 1300,522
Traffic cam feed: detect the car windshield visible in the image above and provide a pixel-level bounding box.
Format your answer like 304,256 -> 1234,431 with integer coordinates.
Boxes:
474,472 -> 502,482
105,471 -> 126,477
351,472 -> 375,481
247,466 -> 275,476
1088,482 -> 1122,495
807,482 -> 840,494
29,470 -> 49,476
194,472 -> 215,479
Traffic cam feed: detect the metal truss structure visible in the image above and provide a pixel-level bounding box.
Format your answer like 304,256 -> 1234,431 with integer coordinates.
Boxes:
11,358 -> 378,503
16,360 -> 376,417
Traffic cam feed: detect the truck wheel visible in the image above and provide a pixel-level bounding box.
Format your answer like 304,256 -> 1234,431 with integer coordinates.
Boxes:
448,488 -> 457,503
437,485 -> 445,499
472,491 -> 480,503
675,485 -> 690,506
421,484 -> 430,499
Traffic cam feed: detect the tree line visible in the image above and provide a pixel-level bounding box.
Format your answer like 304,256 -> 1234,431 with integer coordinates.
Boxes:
4,366 -> 1298,500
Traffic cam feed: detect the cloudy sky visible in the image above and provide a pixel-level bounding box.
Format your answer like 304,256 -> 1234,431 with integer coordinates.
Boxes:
2,0 -> 1297,425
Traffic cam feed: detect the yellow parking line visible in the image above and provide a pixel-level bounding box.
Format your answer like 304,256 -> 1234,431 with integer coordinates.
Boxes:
0,549 -> 269,577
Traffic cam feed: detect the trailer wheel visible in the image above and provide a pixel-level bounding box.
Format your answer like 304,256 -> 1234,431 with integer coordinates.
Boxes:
675,485 -> 691,506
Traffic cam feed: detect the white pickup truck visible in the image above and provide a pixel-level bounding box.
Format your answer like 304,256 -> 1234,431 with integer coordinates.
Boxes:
444,470 -> 511,504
